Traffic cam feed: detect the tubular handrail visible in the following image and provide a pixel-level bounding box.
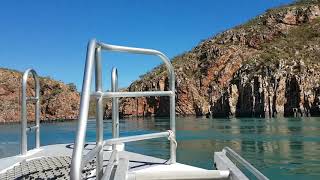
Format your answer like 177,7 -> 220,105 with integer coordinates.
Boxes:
70,39 -> 176,180
111,67 -> 119,149
21,68 -> 40,155
91,91 -> 174,98
111,67 -> 120,165
103,131 -> 170,145
97,42 -> 175,77
223,147 -> 269,180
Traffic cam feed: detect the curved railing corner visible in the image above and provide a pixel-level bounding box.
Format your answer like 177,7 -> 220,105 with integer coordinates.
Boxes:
70,39 -> 176,179
21,68 -> 40,155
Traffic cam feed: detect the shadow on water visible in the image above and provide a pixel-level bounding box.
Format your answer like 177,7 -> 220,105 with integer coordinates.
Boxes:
0,116 -> 320,180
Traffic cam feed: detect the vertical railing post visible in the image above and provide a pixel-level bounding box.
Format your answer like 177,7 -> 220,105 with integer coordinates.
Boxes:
95,46 -> 104,179
35,73 -> 40,149
169,90 -> 176,163
111,67 -> 119,162
70,39 -> 96,180
168,60 -> 176,164
21,71 -> 28,155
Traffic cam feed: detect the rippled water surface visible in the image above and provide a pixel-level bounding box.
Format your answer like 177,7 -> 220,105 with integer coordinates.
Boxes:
1,117 -> 319,180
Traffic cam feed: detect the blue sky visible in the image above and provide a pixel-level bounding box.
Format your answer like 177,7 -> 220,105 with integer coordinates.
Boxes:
0,0 -> 294,90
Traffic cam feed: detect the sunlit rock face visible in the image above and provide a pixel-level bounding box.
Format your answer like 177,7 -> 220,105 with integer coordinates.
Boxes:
0,68 -> 80,123
111,1 -> 320,118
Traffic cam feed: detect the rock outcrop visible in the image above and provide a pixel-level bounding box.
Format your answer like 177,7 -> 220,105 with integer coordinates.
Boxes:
0,68 -> 80,123
113,0 -> 320,118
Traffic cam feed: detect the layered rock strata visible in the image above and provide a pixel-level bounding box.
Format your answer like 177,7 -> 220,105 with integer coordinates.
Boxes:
113,1 -> 320,118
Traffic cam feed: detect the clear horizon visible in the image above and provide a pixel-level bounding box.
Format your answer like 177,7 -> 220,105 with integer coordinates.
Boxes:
0,0 -> 294,90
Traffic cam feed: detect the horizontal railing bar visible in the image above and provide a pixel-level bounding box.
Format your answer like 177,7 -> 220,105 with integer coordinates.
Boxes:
81,144 -> 103,169
92,91 -> 174,98
26,97 -> 39,101
26,125 -> 39,132
97,42 -> 164,56
223,147 -> 269,180
104,132 -> 170,145
127,170 -> 230,180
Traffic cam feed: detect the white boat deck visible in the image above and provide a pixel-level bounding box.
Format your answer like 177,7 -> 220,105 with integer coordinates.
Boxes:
0,143 -> 228,180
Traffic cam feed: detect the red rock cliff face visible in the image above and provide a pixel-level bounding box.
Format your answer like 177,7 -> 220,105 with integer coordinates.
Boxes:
0,68 -> 80,123
111,1 -> 320,118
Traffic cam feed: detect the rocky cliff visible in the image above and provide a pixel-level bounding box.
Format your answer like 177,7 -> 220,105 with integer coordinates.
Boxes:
0,68 -> 80,123
115,0 -> 320,118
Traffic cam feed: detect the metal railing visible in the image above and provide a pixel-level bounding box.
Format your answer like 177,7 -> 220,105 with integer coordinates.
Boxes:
70,39 -> 176,180
111,67 -> 119,152
20,68 -> 40,155
223,147 -> 269,180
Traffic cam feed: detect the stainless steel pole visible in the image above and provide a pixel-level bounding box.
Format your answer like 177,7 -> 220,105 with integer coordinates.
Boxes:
35,72 -> 40,149
104,131 -> 170,145
92,91 -> 173,98
111,67 -> 119,142
21,71 -> 28,155
70,39 -> 96,180
95,46 -> 104,179
169,71 -> 176,164
111,67 -> 119,165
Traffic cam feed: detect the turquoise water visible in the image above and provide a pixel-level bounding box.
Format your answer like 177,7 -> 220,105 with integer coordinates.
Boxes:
0,117 -> 320,180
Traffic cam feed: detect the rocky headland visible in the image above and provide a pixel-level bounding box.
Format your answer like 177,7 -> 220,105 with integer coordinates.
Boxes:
115,0 -> 320,118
